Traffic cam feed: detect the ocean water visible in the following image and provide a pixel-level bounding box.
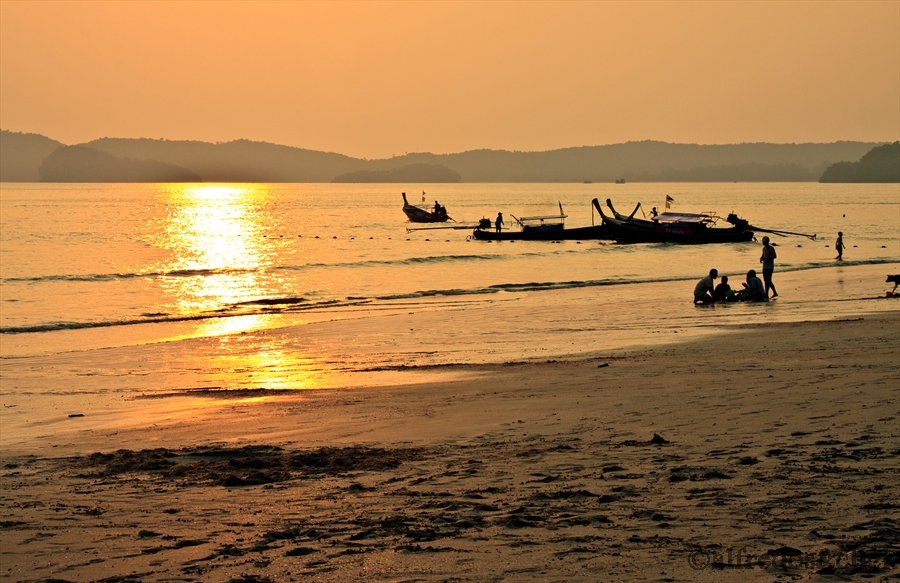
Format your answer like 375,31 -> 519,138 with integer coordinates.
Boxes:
1,182 -> 898,400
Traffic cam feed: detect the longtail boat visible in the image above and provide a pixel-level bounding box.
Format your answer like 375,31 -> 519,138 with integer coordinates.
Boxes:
402,192 -> 452,223
472,203 -> 611,241
593,198 -> 754,244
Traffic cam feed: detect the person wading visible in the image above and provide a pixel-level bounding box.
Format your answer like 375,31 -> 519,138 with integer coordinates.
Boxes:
760,236 -> 778,298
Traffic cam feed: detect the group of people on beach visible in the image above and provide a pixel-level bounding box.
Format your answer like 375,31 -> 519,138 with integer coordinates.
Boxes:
693,269 -> 768,304
693,236 -> 778,304
693,230 -> 849,304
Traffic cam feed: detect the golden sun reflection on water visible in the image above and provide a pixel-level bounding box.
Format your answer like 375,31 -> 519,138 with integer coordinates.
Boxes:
149,184 -> 333,394
194,313 -> 272,338
159,184 -> 273,312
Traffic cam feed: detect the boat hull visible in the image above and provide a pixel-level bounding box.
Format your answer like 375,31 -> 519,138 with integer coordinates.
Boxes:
594,198 -> 754,244
602,218 -> 754,244
472,224 -> 611,241
404,207 -> 450,223
402,192 -> 451,223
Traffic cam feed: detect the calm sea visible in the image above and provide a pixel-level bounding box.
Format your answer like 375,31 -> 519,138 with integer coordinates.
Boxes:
1,182 -> 898,395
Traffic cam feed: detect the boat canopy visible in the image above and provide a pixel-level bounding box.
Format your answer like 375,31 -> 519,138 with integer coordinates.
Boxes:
515,201 -> 567,225
654,212 -> 713,224
516,213 -> 567,222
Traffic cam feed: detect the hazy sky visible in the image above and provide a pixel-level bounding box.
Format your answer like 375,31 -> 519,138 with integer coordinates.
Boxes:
1,1 -> 898,159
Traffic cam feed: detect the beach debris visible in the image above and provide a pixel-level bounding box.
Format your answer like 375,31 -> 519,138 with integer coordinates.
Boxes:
598,363 -> 609,368
68,413 -> 84,418
137,530 -> 161,538
669,466 -> 733,482
618,433 -> 672,447
226,575 -> 274,583
68,445 -> 426,487
223,472 -> 286,487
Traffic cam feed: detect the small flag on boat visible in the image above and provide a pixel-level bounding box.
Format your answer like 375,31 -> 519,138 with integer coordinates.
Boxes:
665,195 -> 674,209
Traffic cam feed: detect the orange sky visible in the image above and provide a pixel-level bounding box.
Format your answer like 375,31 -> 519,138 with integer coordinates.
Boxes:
1,1 -> 898,159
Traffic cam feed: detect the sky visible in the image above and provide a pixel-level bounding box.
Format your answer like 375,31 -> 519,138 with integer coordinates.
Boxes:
1,1 -> 898,160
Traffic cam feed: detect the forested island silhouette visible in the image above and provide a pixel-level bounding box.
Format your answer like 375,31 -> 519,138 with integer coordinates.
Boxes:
1,129 -> 893,183
819,141 -> 899,183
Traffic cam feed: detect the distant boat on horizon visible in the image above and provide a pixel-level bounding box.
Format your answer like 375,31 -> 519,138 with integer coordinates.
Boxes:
615,178 -> 626,184
584,180 -> 592,184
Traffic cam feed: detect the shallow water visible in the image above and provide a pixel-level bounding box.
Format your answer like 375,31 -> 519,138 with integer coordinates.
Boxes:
1,182 -> 898,380
1,182 -> 898,450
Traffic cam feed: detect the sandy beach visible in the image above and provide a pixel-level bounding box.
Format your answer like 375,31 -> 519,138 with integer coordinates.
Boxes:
3,2 -> 899,581
2,311 -> 898,582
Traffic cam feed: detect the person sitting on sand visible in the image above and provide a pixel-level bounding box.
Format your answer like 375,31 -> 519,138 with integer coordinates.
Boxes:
693,268 -> 718,304
740,269 -> 767,302
714,275 -> 736,302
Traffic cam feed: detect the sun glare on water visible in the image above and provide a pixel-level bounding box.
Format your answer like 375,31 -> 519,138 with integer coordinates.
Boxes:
144,184 -> 334,394
163,185 -> 268,305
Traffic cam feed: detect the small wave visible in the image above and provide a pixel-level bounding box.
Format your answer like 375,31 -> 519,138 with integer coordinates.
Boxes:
275,253 -> 505,272
782,257 -> 899,270
404,254 -> 508,264
374,277 -> 668,300
165,267 -> 256,277
378,288 -> 502,300
2,266 -> 258,284
235,296 -> 308,306
0,298 -> 369,335
3,248 -> 596,285
5,260 -> 896,335
0,313 -> 217,334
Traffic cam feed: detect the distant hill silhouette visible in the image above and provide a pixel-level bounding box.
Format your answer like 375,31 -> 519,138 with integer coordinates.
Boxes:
84,138 -> 364,182
389,141 -> 873,182
39,145 -> 200,182
640,162 -> 820,182
0,130 -> 64,181
84,138 -> 877,182
332,163 -> 461,183
819,142 -> 900,183
0,129 -> 888,183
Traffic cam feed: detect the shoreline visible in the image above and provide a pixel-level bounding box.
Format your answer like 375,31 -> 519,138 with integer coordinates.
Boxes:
3,260 -> 898,361
1,305 -> 898,457
1,313 -> 898,582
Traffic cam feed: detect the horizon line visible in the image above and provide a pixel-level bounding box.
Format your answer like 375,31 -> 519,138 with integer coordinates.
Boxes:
1,128 -> 894,162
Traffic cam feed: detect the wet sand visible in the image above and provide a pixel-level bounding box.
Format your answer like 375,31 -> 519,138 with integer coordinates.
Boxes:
1,312 -> 898,582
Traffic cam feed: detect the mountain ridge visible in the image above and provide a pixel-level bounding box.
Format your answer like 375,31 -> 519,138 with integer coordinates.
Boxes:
819,141 -> 900,183
0,129 -> 888,183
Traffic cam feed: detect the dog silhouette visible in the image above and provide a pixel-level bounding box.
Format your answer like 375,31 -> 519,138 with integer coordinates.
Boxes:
888,274 -> 900,294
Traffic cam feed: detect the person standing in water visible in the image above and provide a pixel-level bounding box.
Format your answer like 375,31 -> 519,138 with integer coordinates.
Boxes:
495,212 -> 504,233
835,232 -> 845,260
760,236 -> 777,298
